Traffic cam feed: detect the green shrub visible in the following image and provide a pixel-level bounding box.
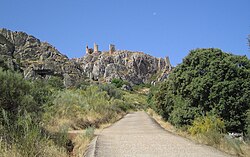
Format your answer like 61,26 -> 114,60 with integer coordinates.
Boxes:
47,76 -> 64,90
169,96 -> 200,127
147,85 -> 157,110
1,109 -> 66,157
0,68 -> 30,113
76,80 -> 90,90
154,48 -> 250,133
30,79 -> 52,111
85,127 -> 94,138
133,83 -> 151,91
111,99 -> 135,112
0,56 -> 10,71
123,91 -> 147,110
246,110 -> 250,139
111,78 -> 128,88
98,83 -> 123,99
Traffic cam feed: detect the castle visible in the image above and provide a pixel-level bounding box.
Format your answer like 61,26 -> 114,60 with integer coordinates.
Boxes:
85,43 -> 172,71
86,43 -> 116,55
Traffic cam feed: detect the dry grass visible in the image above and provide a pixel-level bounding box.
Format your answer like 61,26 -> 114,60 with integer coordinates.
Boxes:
147,108 -> 177,133
68,132 -> 92,157
0,138 -> 67,157
66,113 -> 125,157
136,87 -> 150,95
40,85 -> 146,156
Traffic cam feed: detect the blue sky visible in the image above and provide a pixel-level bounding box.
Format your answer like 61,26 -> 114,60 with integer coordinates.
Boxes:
1,0 -> 249,66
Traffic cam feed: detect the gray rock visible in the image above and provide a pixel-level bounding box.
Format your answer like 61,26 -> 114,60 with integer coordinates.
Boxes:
121,84 -> 133,91
0,28 -> 172,86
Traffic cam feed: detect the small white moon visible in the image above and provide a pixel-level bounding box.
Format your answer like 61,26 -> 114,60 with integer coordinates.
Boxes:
153,12 -> 157,16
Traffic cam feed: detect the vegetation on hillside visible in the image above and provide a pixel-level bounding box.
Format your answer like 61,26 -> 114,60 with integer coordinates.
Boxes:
148,48 -> 250,155
150,48 -> 250,132
0,67 -> 147,156
1,46 -> 250,156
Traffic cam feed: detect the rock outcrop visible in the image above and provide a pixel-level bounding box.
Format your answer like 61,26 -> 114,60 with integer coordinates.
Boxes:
0,28 -> 172,86
77,50 -> 171,84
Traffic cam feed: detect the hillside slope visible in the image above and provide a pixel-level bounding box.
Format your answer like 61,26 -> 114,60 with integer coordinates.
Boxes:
0,28 -> 172,86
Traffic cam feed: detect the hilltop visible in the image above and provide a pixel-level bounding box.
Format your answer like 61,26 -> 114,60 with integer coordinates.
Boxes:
0,28 -> 172,87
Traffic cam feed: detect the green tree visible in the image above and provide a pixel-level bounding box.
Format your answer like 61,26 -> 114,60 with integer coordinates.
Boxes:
0,68 -> 31,113
0,68 -> 53,120
246,110 -> 250,139
111,78 -> 126,88
155,48 -> 250,132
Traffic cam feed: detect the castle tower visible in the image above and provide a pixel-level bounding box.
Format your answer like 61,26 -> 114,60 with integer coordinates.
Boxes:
86,45 -> 89,54
85,45 -> 94,55
94,43 -> 99,53
109,44 -> 115,54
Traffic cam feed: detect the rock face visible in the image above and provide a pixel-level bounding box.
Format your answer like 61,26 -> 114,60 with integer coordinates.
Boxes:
78,51 -> 171,84
0,28 -> 172,86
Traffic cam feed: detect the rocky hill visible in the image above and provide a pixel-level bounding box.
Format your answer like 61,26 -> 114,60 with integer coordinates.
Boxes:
0,28 -> 172,87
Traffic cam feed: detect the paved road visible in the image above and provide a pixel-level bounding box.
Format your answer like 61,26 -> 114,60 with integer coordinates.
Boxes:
89,111 -> 231,157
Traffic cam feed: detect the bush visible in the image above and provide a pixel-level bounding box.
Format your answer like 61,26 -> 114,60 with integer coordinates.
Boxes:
133,83 -> 151,91
246,110 -> 250,139
169,96 -> 200,127
0,110 -> 66,157
154,48 -> 250,133
85,127 -> 94,138
188,115 -> 225,146
98,83 -> 123,99
123,91 -> 148,110
0,68 -> 33,116
111,78 -> 128,88
111,99 -> 135,112
189,115 -> 225,135
0,68 -> 66,156
47,76 -> 64,90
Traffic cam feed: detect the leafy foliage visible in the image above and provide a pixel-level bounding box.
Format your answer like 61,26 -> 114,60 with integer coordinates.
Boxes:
188,115 -> 225,135
154,48 -> 250,132
111,78 -> 128,88
0,68 -> 32,114
246,110 -> 250,139
188,115 -> 225,146
0,68 -> 66,156
47,76 -> 64,90
147,83 -> 160,110
98,83 -> 123,99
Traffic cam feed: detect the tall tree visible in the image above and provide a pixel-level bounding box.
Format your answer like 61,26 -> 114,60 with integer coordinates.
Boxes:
155,48 -> 250,132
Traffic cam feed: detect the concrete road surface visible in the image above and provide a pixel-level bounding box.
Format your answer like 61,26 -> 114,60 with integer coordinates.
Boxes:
85,111 -> 231,157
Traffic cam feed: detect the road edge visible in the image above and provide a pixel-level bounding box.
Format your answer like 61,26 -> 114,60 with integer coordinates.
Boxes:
83,112 -> 129,157
84,136 -> 98,157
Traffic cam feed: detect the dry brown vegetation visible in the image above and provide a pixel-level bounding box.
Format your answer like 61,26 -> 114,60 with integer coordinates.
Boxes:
148,108 -> 250,157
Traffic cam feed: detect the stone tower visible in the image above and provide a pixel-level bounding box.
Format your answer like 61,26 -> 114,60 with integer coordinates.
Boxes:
94,43 -> 99,53
86,45 -> 89,54
85,45 -> 93,55
109,44 -> 115,54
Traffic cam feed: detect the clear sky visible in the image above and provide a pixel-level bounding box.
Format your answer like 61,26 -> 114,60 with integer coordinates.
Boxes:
1,0 -> 249,66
